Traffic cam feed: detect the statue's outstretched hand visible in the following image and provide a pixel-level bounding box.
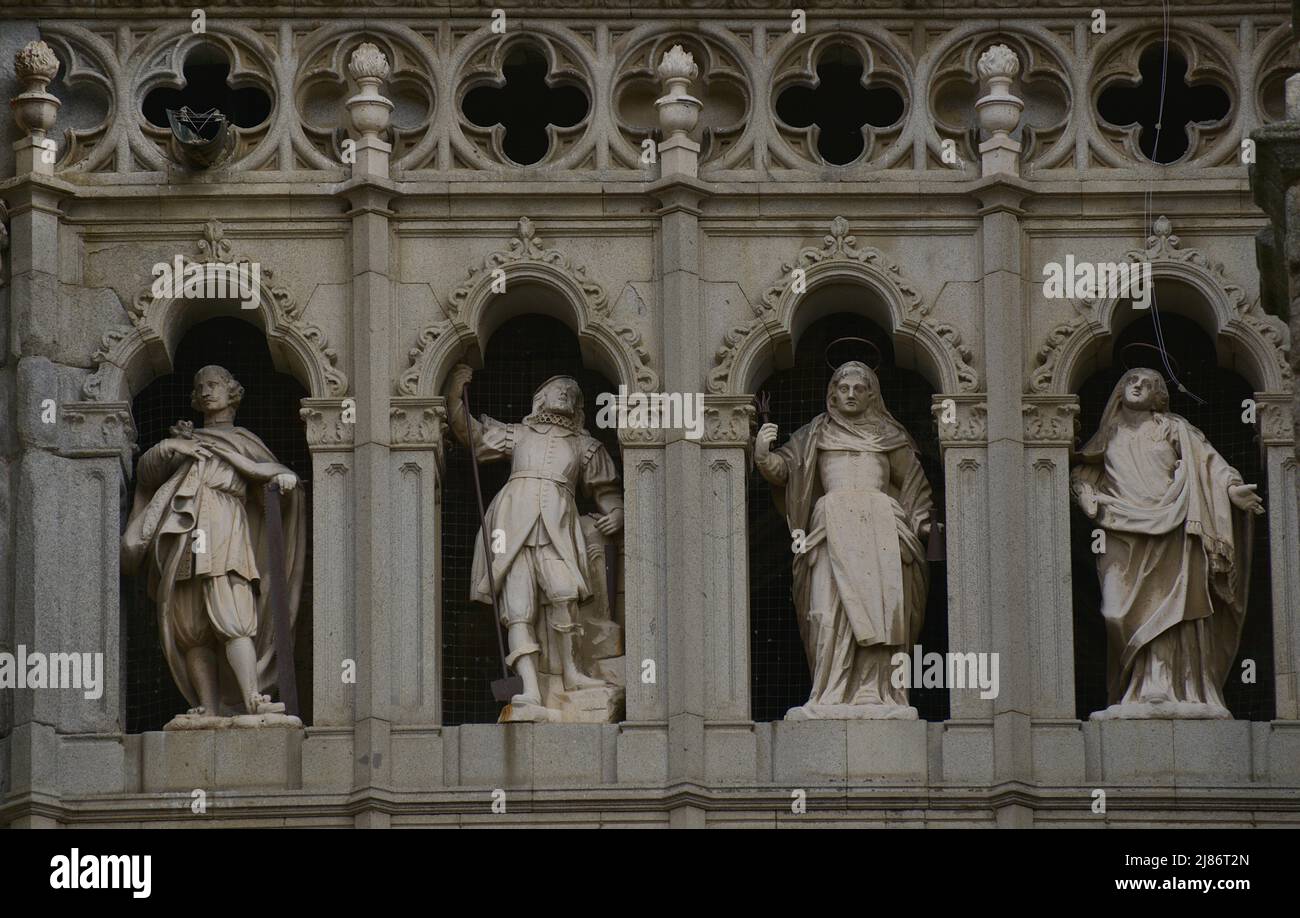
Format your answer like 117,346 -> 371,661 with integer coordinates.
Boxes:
1228,483 -> 1264,515
755,422 -> 778,460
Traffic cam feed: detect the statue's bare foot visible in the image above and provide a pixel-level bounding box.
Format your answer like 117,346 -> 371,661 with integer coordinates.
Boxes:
245,693 -> 285,715
563,670 -> 606,691
186,705 -> 208,716
510,691 -> 542,707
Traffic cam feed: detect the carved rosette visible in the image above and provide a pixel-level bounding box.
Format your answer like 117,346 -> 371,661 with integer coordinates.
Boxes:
701,396 -> 756,448
300,399 -> 356,449
931,396 -> 987,447
1022,396 -> 1081,447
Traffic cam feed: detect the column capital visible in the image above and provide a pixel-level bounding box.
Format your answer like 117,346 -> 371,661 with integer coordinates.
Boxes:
932,394 -> 988,447
300,397 -> 357,451
1021,395 -> 1080,448
701,395 -> 754,449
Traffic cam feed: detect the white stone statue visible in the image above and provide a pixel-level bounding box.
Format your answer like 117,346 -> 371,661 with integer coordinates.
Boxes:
122,365 -> 306,729
446,364 -> 626,723
755,361 -> 933,720
1071,368 -> 1264,720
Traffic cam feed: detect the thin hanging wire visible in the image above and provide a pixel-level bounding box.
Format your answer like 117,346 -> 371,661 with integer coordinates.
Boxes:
1143,0 -> 1205,404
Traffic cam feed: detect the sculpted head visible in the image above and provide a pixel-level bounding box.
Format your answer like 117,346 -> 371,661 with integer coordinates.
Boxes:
827,361 -> 879,421
532,375 -> 583,420
1119,368 -> 1169,412
191,365 -> 244,415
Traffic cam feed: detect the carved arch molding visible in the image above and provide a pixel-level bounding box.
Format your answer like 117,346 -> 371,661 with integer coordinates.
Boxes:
84,220 -> 349,405
707,215 -> 981,399
1027,215 -> 1294,445
398,217 -> 658,397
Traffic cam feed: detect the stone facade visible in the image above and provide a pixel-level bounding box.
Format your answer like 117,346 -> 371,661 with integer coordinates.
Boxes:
0,0 -> 1297,828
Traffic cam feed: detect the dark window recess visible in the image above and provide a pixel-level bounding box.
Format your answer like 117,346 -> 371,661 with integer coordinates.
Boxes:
461,46 -> 589,166
124,318 -> 312,733
1072,313 -> 1273,721
775,45 -> 904,166
441,315 -> 619,726
1097,43 -> 1230,164
142,44 -> 272,132
749,313 -> 949,723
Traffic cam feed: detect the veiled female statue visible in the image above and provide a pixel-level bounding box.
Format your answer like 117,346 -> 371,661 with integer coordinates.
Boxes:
754,361 -> 933,719
1071,368 -> 1264,720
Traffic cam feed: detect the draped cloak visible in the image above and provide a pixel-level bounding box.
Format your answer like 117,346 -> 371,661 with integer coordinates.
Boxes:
121,426 -> 305,712
1073,407 -> 1252,706
766,412 -> 932,674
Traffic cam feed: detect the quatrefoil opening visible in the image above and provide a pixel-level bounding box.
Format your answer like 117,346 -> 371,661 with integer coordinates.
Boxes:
1097,41 -> 1230,165
460,44 -> 589,167
774,43 -> 905,167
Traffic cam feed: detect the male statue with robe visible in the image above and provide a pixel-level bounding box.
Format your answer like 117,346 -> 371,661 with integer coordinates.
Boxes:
1071,367 -> 1263,719
446,364 -> 625,723
755,361 -> 933,719
122,365 -> 305,728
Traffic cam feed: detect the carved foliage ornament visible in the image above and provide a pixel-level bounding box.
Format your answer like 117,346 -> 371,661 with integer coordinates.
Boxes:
709,217 -> 978,395
400,218 -> 656,395
86,221 -> 347,399
1030,216 -> 1291,394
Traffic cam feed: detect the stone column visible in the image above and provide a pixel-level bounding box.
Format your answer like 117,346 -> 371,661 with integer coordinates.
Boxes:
616,426 -> 670,784
932,395 -> 997,791
6,395 -> 134,819
387,397 -> 447,723
1021,395 -> 1086,784
1248,25 -> 1300,720
1258,396 -> 1300,719
974,181 -> 1033,795
645,46 -> 715,819
339,43 -> 399,818
3,40 -> 99,826
971,40 -> 1035,817
699,396 -> 756,783
299,399 -> 356,728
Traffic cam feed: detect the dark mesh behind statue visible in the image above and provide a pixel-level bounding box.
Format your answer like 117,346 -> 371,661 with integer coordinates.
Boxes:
125,317 -> 313,733
1072,312 -> 1274,721
748,313 -> 950,723
441,315 -> 620,726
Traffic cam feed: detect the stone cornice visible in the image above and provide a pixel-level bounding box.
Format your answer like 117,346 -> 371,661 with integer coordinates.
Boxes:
0,0 -> 1272,13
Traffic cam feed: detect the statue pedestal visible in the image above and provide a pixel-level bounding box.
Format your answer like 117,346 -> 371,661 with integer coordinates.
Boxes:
164,712 -> 304,730
1091,701 -> 1231,721
499,675 -> 625,724
785,703 -> 918,721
